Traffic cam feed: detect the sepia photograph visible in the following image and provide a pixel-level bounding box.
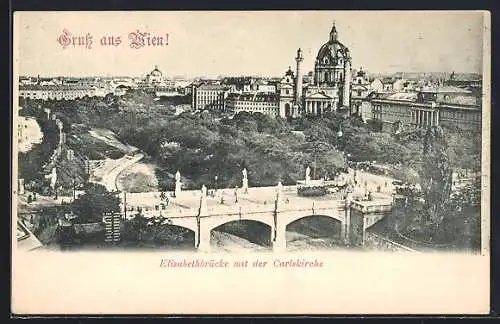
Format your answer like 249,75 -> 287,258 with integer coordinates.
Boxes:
11,10 -> 491,314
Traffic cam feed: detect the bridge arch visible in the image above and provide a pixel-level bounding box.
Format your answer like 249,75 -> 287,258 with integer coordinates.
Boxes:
167,217 -> 198,233
204,213 -> 274,233
152,224 -> 196,249
209,219 -> 273,250
285,214 -> 344,249
282,209 -> 344,227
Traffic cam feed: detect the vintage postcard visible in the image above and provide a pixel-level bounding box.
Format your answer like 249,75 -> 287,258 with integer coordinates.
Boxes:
11,11 -> 490,315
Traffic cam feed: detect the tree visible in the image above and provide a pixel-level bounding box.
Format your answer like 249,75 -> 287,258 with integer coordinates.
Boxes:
419,126 -> 453,227
442,178 -> 481,248
303,123 -> 336,144
122,213 -> 190,247
72,183 -> 120,223
301,141 -> 345,180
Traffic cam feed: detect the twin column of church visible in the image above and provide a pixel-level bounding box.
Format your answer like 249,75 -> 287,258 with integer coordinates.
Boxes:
306,101 -> 329,116
414,110 -> 439,127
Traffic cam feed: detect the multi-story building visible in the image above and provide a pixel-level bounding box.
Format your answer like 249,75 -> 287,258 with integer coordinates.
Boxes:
445,72 -> 482,89
191,84 -> 231,111
350,67 -> 371,117
225,92 -> 280,116
18,85 -> 100,100
221,77 -> 277,94
370,86 -> 481,131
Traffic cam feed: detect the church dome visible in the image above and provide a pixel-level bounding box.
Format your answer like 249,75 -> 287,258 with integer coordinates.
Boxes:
150,65 -> 162,77
316,22 -> 350,61
316,41 -> 348,58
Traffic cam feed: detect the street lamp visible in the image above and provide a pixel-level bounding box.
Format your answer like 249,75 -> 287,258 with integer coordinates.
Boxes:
214,175 -> 218,192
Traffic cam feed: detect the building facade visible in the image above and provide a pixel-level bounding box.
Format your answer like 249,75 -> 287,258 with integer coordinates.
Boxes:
191,84 -> 231,111
18,85 -> 101,100
370,86 -> 481,131
226,93 -> 280,116
146,65 -> 164,85
350,67 -> 371,116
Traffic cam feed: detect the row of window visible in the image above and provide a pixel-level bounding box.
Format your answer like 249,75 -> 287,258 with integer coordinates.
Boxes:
316,71 -> 344,83
441,110 -> 481,121
21,91 -> 93,96
196,98 -> 223,101
234,107 -> 278,112
197,98 -> 221,102
231,101 -> 278,107
197,105 -> 224,110
20,94 -> 93,100
321,57 -> 344,65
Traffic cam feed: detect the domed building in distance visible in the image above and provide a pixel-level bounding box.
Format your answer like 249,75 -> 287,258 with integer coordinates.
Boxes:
279,21 -> 352,118
146,65 -> 164,85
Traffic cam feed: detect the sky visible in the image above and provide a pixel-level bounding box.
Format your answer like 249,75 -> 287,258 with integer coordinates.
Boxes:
14,11 -> 487,78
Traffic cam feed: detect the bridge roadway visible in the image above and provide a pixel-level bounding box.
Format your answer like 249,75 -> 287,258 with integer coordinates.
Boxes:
121,185 -> 394,252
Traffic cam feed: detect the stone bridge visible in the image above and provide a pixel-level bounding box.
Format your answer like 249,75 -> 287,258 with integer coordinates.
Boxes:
122,185 -> 393,252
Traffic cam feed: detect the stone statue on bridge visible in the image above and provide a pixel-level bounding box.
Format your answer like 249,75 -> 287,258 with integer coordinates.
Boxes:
242,168 -> 249,194
305,166 -> 311,184
200,185 -> 208,214
44,167 -> 57,193
234,187 -> 239,203
276,181 -> 283,199
174,171 -> 182,197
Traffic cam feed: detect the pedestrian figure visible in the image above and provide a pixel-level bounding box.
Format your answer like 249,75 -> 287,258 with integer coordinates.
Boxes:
155,205 -> 159,211
165,197 -> 169,206
220,197 -> 225,205
33,192 -> 37,201
27,194 -> 33,204
286,198 -> 290,204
